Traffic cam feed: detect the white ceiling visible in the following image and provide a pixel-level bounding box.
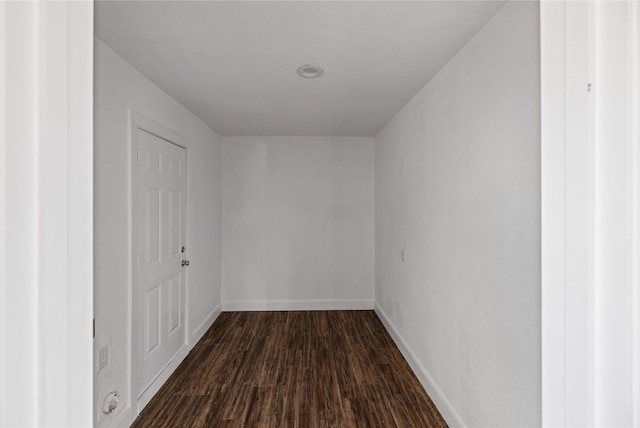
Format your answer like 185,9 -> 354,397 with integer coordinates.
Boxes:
95,1 -> 505,137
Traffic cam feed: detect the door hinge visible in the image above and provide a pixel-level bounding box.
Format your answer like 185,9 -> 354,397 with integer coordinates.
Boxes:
136,149 -> 140,164
93,318 -> 95,338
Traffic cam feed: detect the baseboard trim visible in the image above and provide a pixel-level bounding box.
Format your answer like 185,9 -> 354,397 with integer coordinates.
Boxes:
222,299 -> 374,311
136,344 -> 189,414
190,302 -> 222,348
104,405 -> 131,428
374,302 -> 466,428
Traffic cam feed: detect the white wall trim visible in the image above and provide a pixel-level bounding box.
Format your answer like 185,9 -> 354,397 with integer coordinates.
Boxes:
593,1 -> 640,424
105,405 -> 132,428
541,2 -> 594,425
190,302 -> 222,347
542,1 -> 640,425
0,3 -> 7,418
136,344 -> 189,413
374,303 -> 465,428
222,299 -> 374,312
0,2 -> 93,426
631,4 -> 640,425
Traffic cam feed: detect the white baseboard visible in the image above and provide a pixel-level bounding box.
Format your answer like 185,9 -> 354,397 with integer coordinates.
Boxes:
136,344 -> 189,414
190,302 -> 222,347
222,299 -> 374,311
374,302 -> 466,428
104,405 -> 131,428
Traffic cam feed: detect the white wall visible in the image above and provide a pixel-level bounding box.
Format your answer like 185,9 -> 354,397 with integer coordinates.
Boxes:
94,38 -> 222,427
374,2 -> 540,427
222,136 -> 374,310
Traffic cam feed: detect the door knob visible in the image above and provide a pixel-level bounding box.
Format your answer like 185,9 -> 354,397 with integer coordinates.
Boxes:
181,260 -> 190,267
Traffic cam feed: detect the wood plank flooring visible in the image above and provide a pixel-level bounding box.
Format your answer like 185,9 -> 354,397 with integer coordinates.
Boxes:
131,311 -> 447,427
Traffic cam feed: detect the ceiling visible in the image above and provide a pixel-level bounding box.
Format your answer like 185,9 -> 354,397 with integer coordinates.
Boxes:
95,1 -> 505,137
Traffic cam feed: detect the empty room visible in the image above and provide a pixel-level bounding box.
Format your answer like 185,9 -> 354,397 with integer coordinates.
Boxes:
92,2 -> 538,426
2,1 -> 640,428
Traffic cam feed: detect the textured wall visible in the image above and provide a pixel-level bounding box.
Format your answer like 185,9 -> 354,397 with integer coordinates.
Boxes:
221,136 -> 374,310
374,2 -> 540,426
94,38 -> 223,427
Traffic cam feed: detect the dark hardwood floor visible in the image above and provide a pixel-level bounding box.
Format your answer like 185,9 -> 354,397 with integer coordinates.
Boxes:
132,311 -> 447,427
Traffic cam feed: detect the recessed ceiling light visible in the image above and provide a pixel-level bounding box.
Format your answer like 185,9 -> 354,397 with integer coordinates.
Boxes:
297,64 -> 324,79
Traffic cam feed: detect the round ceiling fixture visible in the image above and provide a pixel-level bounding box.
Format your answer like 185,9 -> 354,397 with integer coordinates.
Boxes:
297,64 -> 324,79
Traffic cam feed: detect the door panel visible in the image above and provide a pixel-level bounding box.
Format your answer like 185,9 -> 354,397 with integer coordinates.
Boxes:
169,190 -> 181,257
145,188 -> 161,265
137,129 -> 187,397
144,283 -> 161,356
168,274 -> 181,334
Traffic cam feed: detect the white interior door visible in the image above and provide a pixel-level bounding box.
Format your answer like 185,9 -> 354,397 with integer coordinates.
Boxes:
136,129 -> 187,401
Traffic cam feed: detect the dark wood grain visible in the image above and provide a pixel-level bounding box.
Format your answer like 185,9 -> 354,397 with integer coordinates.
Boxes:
131,311 -> 447,428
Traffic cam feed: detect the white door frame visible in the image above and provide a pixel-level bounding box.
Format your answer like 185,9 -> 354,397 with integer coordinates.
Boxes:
130,111 -> 191,420
541,1 -> 640,425
541,2 -> 594,424
0,1 -> 93,426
